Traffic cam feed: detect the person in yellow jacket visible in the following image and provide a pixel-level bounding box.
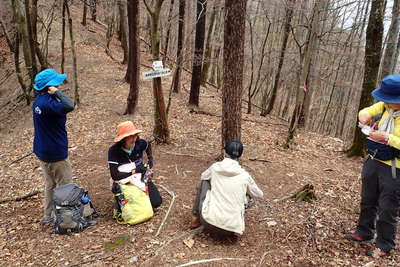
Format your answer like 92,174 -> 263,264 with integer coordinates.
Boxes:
346,74 -> 400,257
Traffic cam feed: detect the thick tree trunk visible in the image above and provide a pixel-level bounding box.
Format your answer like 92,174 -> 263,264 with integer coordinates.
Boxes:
144,0 -> 170,143
188,0 -> 207,107
222,0 -> 247,146
172,0 -> 186,93
125,0 -> 140,114
12,0 -> 37,90
347,0 -> 385,157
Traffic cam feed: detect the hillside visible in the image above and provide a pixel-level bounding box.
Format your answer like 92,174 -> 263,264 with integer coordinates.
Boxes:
0,4 -> 399,267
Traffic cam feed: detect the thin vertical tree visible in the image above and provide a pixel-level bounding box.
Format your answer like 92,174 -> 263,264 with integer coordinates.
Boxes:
381,0 -> 400,78
64,0 -> 80,106
144,0 -> 170,143
125,0 -> 140,115
82,0 -> 88,26
171,0 -> 185,93
347,0 -> 385,156
162,0 -> 175,61
188,0 -> 207,107
222,0 -> 247,146
201,4 -> 218,86
260,0 -> 294,116
118,0 -> 129,64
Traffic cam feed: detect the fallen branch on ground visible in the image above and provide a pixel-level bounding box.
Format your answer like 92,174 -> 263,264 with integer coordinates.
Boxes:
6,151 -> 33,167
160,151 -> 204,158
177,257 -> 248,267
156,184 -> 176,237
247,158 -> 272,163
0,189 -> 42,204
143,227 -> 204,265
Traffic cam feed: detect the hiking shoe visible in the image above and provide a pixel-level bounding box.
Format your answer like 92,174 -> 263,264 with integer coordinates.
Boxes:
345,232 -> 373,243
40,217 -> 55,227
367,245 -> 389,258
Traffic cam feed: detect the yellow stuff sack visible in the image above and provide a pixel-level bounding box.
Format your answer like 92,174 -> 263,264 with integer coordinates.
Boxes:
113,184 -> 154,225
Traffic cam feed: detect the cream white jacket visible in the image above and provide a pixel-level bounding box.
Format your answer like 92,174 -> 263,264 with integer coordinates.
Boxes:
200,158 -> 264,235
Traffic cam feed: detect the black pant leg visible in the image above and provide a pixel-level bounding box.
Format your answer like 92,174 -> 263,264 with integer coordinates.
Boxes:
375,161 -> 400,252
357,158 -> 380,239
192,180 -> 211,216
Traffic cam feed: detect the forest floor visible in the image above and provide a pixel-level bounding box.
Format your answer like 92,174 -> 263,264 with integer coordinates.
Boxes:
1,4 -> 400,267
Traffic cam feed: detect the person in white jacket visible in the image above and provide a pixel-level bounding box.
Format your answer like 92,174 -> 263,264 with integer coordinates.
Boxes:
191,140 -> 264,236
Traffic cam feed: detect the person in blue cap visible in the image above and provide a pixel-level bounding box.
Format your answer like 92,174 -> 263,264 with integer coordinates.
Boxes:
32,69 -> 75,226
346,74 -> 400,257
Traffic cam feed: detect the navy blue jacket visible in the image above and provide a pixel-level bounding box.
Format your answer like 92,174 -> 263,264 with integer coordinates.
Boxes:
32,91 -> 74,162
108,138 -> 150,180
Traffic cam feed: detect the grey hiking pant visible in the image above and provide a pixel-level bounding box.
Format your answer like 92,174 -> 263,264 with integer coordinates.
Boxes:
39,158 -> 73,219
356,157 -> 400,252
192,180 -> 234,236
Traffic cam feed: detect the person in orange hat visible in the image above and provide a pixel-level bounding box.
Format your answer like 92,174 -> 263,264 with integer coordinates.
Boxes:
107,121 -> 161,209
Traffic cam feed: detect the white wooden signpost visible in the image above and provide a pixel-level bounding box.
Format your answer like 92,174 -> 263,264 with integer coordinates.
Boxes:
143,60 -> 172,80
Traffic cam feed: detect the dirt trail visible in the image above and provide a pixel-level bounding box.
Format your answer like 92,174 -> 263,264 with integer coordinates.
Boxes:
0,4 -> 399,267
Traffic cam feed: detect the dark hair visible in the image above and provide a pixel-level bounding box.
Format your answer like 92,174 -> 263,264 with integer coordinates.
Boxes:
224,140 -> 243,159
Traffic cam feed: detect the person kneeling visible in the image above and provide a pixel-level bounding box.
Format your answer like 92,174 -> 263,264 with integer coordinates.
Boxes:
191,140 -> 264,237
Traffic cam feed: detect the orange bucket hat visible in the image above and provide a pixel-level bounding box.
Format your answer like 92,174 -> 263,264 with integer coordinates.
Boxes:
114,121 -> 143,142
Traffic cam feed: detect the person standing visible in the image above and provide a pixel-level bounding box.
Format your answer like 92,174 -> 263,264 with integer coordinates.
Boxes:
347,74 -> 400,257
32,69 -> 75,226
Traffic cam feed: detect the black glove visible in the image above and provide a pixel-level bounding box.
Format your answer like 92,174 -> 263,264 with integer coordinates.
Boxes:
135,163 -> 147,174
148,158 -> 153,169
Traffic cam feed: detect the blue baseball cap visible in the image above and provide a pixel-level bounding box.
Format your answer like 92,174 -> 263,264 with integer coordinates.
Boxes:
33,69 -> 67,91
372,74 -> 400,104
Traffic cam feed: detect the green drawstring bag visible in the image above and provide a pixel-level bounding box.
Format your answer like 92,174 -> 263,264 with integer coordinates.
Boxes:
113,184 -> 153,225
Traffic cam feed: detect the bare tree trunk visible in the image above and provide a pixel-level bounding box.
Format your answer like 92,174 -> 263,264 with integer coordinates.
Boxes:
0,16 -> 30,104
90,0 -> 97,22
105,1 -> 116,60
188,0 -> 207,107
82,0 -> 88,26
12,0 -> 37,90
347,0 -> 385,157
261,0 -> 294,116
144,0 -> 170,143
201,4 -> 218,86
119,0 -> 129,64
65,0 -> 80,106
392,31 -> 400,72
24,0 -> 38,73
61,1 -> 66,74
162,0 -> 175,61
381,0 -> 400,78
222,0 -> 247,147
171,0 -> 186,93
125,0 -> 140,114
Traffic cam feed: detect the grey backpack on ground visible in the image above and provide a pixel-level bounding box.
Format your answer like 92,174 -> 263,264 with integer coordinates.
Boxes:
53,183 -> 96,234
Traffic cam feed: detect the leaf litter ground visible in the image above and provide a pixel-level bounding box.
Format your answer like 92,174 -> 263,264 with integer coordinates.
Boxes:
0,5 -> 399,267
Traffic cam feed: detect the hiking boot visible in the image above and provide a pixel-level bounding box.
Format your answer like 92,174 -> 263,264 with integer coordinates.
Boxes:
345,232 -> 373,243
40,217 -> 55,227
367,245 -> 389,258
86,218 -> 97,226
190,215 -> 201,229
